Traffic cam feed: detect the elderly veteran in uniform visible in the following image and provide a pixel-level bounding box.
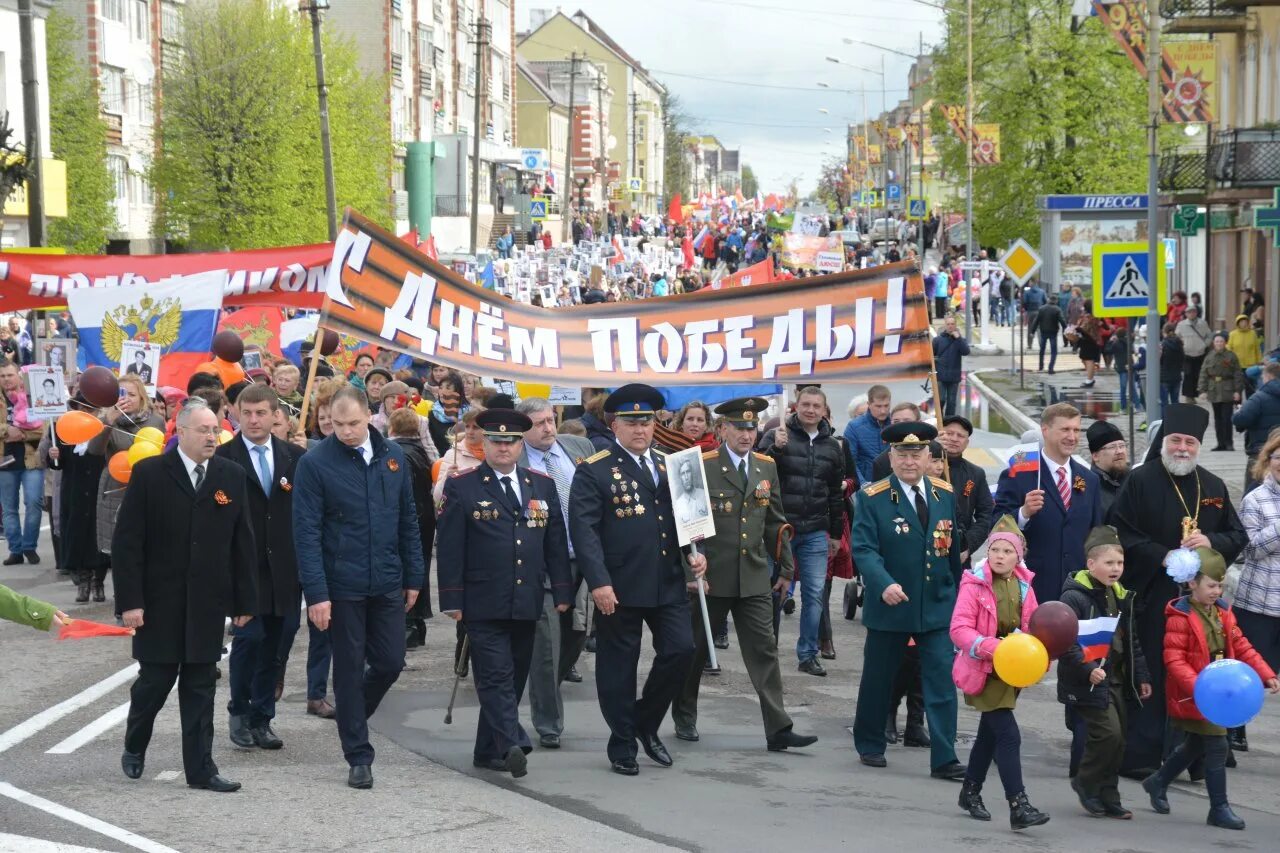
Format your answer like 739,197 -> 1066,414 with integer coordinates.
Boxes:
851,421 -> 965,781
569,383 -> 705,776
437,408 -> 572,778
669,397 -> 818,751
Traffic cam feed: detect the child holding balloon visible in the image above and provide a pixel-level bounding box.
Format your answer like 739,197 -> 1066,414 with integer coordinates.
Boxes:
1057,525 -> 1151,819
1142,547 -> 1279,831
950,515 -> 1051,831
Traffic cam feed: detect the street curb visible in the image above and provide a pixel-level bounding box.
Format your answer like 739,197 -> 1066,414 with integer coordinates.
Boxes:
966,369 -> 1038,434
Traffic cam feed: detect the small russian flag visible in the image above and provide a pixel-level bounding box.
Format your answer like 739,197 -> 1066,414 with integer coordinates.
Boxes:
1006,442 -> 1041,476
1077,615 -> 1119,662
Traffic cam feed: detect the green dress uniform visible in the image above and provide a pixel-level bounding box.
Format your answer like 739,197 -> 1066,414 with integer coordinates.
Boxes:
671,444 -> 797,738
851,462 -> 963,772
965,575 -> 1020,711
0,583 -> 56,630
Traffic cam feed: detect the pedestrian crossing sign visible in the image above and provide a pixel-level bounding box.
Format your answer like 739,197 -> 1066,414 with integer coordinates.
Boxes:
1091,242 -> 1167,318
907,198 -> 927,220
530,196 -> 549,222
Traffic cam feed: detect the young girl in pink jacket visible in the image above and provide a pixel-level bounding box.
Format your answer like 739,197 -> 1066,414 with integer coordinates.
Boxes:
949,515 -> 1050,831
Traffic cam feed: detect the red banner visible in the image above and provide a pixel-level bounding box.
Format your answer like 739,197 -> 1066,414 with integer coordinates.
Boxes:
712,259 -> 777,290
0,244 -> 333,310
218,306 -> 285,357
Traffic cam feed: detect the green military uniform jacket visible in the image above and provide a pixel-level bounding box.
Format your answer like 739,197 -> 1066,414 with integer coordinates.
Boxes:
0,583 -> 56,631
851,474 -> 961,633
690,447 -> 796,597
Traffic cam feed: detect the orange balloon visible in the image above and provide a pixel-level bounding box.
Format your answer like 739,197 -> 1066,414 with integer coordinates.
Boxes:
108,450 -> 133,484
56,411 -> 105,444
211,358 -> 247,388
431,458 -> 444,484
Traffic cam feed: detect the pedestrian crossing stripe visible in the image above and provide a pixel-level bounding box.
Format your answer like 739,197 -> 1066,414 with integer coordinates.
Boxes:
1090,241 -> 1168,319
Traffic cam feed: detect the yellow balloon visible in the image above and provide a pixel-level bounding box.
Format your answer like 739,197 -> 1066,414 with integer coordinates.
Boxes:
412,399 -> 432,417
218,429 -> 234,445
133,426 -> 165,449
127,439 -> 162,466
992,633 -> 1049,688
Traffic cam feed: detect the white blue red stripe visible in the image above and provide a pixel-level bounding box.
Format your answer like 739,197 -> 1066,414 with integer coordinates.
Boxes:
1077,615 -> 1119,662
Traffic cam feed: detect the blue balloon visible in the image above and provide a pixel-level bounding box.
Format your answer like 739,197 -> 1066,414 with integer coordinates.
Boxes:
1193,659 -> 1264,729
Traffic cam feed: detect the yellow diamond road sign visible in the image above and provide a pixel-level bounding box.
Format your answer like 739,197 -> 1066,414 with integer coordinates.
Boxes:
1001,238 -> 1042,286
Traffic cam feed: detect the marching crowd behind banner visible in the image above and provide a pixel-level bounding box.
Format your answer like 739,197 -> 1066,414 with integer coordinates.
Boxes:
322,210 -> 933,387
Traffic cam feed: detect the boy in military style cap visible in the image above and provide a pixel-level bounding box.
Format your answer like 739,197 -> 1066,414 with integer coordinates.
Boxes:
851,421 -> 966,780
670,397 -> 817,751
437,408 -> 573,779
569,384 -> 706,776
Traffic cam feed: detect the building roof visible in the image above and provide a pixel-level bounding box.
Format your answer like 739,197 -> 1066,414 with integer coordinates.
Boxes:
517,56 -> 563,107
522,9 -> 665,97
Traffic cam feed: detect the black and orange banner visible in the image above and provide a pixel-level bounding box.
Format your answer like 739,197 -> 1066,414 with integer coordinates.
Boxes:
322,210 -> 933,386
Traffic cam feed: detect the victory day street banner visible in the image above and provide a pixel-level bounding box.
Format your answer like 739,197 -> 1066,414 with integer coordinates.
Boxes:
322,210 -> 933,386
0,243 -> 332,311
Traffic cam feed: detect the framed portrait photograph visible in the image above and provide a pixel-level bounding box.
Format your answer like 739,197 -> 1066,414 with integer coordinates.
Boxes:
241,350 -> 264,371
38,338 -> 76,376
119,340 -> 161,395
25,366 -> 68,419
665,446 -> 716,547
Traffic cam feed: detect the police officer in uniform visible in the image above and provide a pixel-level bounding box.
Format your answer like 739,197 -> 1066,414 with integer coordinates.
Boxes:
569,384 -> 705,776
852,422 -> 966,781
670,397 -> 818,751
437,409 -> 573,778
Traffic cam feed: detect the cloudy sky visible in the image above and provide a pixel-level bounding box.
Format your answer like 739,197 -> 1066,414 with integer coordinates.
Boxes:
522,1 -> 946,195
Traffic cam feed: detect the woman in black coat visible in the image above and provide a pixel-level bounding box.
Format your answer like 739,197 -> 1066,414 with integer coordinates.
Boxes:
48,396 -> 109,602
389,409 -> 435,647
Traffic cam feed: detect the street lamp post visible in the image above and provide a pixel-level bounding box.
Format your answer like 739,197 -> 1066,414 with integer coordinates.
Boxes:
300,1 -> 338,242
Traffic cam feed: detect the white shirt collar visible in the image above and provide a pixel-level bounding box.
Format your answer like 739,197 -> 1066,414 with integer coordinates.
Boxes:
1044,454 -> 1071,479
177,447 -> 206,485
357,433 -> 374,464
242,433 -> 271,454
526,441 -> 560,467
495,467 -> 521,504
724,446 -> 749,472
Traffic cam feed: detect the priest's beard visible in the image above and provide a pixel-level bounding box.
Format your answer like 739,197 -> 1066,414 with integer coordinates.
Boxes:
1161,448 -> 1199,477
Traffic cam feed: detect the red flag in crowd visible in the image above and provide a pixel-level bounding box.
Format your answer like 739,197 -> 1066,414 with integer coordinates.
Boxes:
218,307 -> 284,357
59,619 -> 135,640
668,193 -> 684,224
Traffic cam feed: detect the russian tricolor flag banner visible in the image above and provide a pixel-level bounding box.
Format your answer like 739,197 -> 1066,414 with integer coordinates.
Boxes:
1077,615 -> 1119,662
68,271 -> 224,388
1006,442 -> 1041,475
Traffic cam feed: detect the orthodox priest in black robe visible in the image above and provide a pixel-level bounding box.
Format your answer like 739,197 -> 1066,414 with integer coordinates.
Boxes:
1109,405 -> 1247,775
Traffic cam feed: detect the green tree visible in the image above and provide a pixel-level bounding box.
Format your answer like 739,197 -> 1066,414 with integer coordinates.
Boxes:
928,0 -> 1157,249
740,164 -> 759,199
152,0 -> 390,249
45,9 -> 114,253
661,91 -> 692,205
812,155 -> 850,212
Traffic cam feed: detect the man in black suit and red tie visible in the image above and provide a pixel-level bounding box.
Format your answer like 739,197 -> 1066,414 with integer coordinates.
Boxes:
113,399 -> 257,793
216,384 -> 306,752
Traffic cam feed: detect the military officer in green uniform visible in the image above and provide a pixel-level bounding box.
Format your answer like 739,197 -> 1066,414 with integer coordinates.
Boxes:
670,397 -> 819,751
852,421 -> 966,781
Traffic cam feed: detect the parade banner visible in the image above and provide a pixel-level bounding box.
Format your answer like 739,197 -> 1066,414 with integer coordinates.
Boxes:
218,306 -> 285,357
1090,1 -> 1215,123
973,124 -> 1001,165
322,210 -> 932,385
779,233 -> 840,271
0,243 -> 332,311
713,259 -> 777,289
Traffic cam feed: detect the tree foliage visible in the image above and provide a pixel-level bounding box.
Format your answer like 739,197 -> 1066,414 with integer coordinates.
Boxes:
151,0 -> 391,249
740,164 -> 759,199
929,0 -> 1152,248
46,9 -> 115,253
812,155 -> 850,212
661,91 -> 692,205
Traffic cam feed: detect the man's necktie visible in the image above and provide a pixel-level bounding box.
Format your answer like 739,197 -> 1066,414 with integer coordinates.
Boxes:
1057,467 -> 1071,511
737,458 -> 748,487
541,451 -> 574,556
640,454 -> 656,488
914,486 -> 929,526
501,475 -> 520,514
193,463 -> 206,491
252,444 -> 272,496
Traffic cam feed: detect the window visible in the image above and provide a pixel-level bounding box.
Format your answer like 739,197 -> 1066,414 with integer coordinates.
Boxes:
417,26 -> 433,66
636,119 -> 645,144
100,66 -> 126,114
638,161 -> 645,180
162,1 -> 182,42
129,171 -> 152,207
108,155 -> 128,204
133,1 -> 150,42
102,0 -> 126,24
135,83 -> 153,124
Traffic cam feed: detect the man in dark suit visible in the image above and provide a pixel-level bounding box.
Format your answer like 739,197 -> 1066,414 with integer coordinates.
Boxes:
113,399 -> 257,793
125,349 -> 153,385
292,386 -> 425,790
216,384 -> 305,751
993,402 -> 1103,603
569,384 -> 705,776
437,409 -> 573,777
515,397 -> 596,749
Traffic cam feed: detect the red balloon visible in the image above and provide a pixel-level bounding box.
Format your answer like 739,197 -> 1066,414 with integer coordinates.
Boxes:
1028,600 -> 1079,660
79,366 -> 120,408
319,329 -> 340,356
211,330 -> 245,363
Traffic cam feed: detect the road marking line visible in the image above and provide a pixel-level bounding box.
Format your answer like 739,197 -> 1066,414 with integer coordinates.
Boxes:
45,702 -> 130,755
0,782 -> 180,853
0,831 -> 116,852
0,664 -> 138,755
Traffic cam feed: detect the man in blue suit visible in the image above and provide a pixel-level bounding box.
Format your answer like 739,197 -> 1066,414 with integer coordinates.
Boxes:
437,408 -> 573,779
993,402 -> 1103,603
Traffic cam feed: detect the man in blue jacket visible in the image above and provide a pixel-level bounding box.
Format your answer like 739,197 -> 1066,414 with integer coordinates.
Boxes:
1233,360 -> 1280,491
993,402 -> 1102,603
931,315 -> 970,417
293,386 -> 426,790
843,384 -> 891,486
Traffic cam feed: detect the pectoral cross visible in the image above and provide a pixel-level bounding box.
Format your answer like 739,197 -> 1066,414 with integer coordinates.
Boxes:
1181,516 -> 1198,542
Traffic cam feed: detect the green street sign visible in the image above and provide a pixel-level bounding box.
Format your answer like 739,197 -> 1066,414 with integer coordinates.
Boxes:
1173,204 -> 1205,237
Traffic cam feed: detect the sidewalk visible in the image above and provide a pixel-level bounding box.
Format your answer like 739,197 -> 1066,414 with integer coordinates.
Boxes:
957,321 -> 1254,502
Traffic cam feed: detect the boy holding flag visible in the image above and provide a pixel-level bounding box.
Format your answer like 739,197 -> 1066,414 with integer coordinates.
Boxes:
1057,526 -> 1152,818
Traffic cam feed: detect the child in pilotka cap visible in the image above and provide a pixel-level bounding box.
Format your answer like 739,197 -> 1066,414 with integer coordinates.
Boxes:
1058,525 -> 1151,819
1142,547 -> 1279,831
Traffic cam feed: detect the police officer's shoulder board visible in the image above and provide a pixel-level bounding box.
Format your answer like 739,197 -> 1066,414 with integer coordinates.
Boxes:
701,449 -> 719,460
862,478 -> 892,497
585,449 -> 611,464
751,452 -> 774,463
927,475 -> 954,492
652,448 -> 667,460
451,466 -> 479,478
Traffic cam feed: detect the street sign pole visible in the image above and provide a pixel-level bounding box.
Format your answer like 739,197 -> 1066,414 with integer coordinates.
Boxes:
1144,6 -> 1162,426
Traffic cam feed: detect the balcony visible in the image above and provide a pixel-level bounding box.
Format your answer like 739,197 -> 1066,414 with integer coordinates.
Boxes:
1210,128 -> 1280,189
1160,0 -> 1247,34
104,112 -> 123,145
1159,149 -> 1208,193
419,67 -> 433,89
391,52 -> 403,76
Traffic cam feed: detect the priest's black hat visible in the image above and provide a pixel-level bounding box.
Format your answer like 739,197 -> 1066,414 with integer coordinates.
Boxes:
1086,420 -> 1125,454
1159,404 -> 1209,443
